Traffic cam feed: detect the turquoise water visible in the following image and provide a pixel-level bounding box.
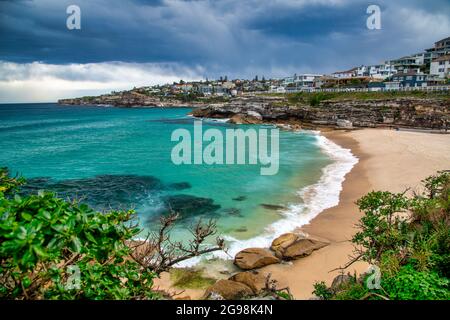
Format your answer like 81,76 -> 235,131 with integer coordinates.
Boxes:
0,103 -> 332,245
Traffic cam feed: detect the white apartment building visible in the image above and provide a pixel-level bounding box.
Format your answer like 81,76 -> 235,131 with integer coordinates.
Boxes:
430,55 -> 450,78
357,64 -> 397,79
282,74 -> 323,88
269,86 -> 286,93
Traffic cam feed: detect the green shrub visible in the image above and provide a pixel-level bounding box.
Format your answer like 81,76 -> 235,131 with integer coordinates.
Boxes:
312,281 -> 333,300
333,281 -> 370,300
353,191 -> 410,263
308,92 -> 336,106
0,168 -> 157,299
313,172 -> 450,300
275,290 -> 293,300
382,265 -> 450,300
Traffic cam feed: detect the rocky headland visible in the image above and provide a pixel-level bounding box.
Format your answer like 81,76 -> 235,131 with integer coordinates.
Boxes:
59,90 -> 450,131
192,96 -> 450,131
58,91 -> 204,108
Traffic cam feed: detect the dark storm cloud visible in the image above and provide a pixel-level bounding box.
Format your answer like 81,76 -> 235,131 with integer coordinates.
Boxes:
0,0 -> 449,77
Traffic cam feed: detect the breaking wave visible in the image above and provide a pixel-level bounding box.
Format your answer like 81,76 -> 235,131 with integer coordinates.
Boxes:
177,132 -> 358,266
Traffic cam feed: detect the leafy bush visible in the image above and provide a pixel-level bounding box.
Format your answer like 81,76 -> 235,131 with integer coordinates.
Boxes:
0,168 -> 157,299
313,171 -> 450,300
353,191 -> 410,263
0,168 -> 223,300
382,265 -> 449,300
308,93 -> 336,106
333,281 -> 370,300
285,91 -> 448,106
0,168 -> 25,195
312,281 -> 333,300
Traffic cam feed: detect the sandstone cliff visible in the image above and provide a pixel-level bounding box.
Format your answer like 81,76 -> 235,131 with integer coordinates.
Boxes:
192,97 -> 450,130
58,91 -> 202,108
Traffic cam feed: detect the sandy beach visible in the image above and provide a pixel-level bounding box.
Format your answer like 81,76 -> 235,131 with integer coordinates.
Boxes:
155,128 -> 450,300
260,128 -> 450,299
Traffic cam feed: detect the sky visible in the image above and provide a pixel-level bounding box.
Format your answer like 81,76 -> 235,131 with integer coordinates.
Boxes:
0,0 -> 449,103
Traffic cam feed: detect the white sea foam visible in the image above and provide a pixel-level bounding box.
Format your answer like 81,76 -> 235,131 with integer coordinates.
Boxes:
203,117 -> 231,123
186,114 -> 231,123
176,132 -> 359,267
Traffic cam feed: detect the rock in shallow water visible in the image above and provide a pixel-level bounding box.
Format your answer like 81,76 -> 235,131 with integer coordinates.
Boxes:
22,174 -> 163,209
260,203 -> 287,211
221,207 -> 242,216
161,194 -> 221,219
167,182 -> 192,190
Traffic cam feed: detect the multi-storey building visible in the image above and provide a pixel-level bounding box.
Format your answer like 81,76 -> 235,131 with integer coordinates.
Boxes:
425,37 -> 450,58
282,74 -> 323,91
357,64 -> 397,79
430,55 -> 450,78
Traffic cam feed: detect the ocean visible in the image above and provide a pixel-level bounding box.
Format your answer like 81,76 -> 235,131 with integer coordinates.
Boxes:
0,103 -> 357,261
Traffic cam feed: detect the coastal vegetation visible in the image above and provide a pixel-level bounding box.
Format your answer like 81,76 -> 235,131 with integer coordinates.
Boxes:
0,168 -> 223,300
282,90 -> 450,107
170,268 -> 215,289
313,171 -> 450,300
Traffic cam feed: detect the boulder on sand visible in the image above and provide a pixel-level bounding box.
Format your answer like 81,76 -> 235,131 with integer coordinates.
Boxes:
203,279 -> 253,300
234,248 -> 280,270
270,233 -> 298,252
271,233 -> 329,260
331,274 -> 354,292
229,271 -> 267,294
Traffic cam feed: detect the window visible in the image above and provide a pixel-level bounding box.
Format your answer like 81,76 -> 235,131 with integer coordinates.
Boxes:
439,68 -> 445,72
440,61 -> 445,65
406,76 -> 413,80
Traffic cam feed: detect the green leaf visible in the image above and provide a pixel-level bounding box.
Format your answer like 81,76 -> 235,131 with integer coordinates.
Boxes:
22,276 -> 32,288
33,245 -> 48,258
21,212 -> 33,221
71,237 -> 82,253
38,208 -> 51,220
84,232 -> 97,244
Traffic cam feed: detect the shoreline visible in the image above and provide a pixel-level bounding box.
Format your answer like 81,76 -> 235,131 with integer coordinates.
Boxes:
155,128 -> 450,299
198,129 -> 359,262
258,128 -> 450,299
256,130 -> 370,299
153,128 -> 361,299
154,128 -> 363,299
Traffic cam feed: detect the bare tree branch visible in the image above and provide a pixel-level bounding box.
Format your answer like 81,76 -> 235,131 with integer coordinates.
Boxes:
130,212 -> 225,274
